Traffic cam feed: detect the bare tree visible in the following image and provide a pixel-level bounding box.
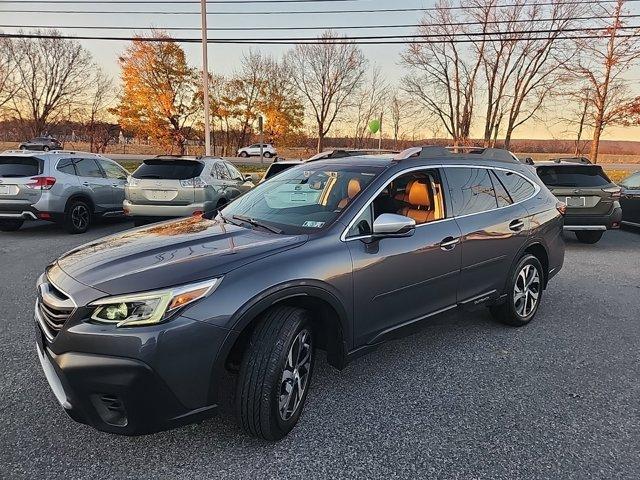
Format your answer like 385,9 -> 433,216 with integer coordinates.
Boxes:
574,0 -> 640,163
285,32 -> 367,152
8,30 -> 94,136
402,0 -> 491,145
350,66 -> 387,148
388,89 -> 409,148
86,70 -> 114,152
0,37 -> 18,114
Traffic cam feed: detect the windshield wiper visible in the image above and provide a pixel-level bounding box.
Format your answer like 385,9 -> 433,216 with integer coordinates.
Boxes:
232,215 -> 283,234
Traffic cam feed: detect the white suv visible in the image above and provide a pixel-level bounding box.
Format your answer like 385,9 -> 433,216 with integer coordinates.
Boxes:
237,143 -> 276,158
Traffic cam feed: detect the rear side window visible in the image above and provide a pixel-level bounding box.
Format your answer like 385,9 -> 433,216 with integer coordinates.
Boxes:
445,167 -> 498,216
98,159 -> 128,179
620,172 -> 640,189
537,166 -> 611,187
75,158 -> 104,178
57,158 -> 76,175
226,162 -> 244,181
0,156 -> 42,177
493,169 -> 536,203
133,160 -> 204,180
214,162 -> 231,180
489,170 -> 512,207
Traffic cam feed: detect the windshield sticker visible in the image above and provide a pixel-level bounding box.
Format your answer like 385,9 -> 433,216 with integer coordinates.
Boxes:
290,192 -> 308,202
302,221 -> 325,228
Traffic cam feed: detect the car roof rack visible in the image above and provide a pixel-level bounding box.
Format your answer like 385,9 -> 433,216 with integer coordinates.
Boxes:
393,145 -> 520,163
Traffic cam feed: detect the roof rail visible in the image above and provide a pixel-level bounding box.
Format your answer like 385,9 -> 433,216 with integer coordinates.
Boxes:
394,145 -> 520,163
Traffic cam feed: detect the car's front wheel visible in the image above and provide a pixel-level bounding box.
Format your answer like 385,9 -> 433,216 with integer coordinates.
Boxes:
42,146 -> 50,151
490,254 -> 543,327
236,306 -> 315,440
0,219 -> 24,232
575,230 -> 604,244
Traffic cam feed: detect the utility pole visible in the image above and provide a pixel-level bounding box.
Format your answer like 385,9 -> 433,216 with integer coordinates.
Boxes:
258,116 -> 264,164
378,110 -> 383,150
201,0 -> 211,156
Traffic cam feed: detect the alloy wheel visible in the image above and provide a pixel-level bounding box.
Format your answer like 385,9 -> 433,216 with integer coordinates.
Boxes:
513,264 -> 541,317
279,329 -> 312,421
71,205 -> 89,230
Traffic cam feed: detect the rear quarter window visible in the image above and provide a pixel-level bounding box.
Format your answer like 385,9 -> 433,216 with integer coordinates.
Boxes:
0,156 -> 42,177
493,169 -> 536,203
537,166 -> 611,187
133,160 -> 204,180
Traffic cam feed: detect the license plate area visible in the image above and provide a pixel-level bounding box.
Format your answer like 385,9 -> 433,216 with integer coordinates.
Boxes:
565,196 -> 586,207
0,185 -> 14,195
144,189 -> 177,201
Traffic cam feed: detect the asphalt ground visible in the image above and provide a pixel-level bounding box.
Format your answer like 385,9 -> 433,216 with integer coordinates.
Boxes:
0,220 -> 639,480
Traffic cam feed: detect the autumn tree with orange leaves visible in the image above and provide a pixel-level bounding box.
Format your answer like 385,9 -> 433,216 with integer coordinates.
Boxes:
113,33 -> 199,154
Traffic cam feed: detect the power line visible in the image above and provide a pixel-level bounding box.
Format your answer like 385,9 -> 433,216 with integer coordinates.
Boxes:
3,14 -> 639,32
1,31 -> 638,45
3,25 -> 638,40
2,0 -> 639,16
1,0 -> 399,3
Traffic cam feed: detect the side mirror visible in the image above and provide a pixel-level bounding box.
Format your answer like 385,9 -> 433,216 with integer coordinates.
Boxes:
372,213 -> 416,237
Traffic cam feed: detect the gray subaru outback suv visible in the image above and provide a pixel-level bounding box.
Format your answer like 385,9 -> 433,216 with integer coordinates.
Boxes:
0,150 -> 128,233
34,147 -> 565,440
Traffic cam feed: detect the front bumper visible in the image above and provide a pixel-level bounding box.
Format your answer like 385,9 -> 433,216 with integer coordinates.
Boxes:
123,199 -> 213,218
34,267 -> 233,435
563,205 -> 622,231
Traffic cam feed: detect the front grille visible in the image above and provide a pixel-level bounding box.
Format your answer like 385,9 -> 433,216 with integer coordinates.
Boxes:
36,280 -> 75,340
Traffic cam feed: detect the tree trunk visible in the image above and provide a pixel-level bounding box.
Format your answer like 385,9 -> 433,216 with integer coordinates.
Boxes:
574,95 -> 588,156
590,117 -> 603,164
316,124 -> 324,153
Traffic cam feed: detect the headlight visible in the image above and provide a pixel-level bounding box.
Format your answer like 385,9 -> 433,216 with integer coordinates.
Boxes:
88,278 -> 220,327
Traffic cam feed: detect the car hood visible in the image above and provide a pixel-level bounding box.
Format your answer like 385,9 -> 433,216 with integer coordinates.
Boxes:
56,216 -> 308,295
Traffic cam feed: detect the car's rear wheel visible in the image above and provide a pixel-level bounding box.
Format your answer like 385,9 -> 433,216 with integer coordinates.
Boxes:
239,151 -> 248,158
0,219 -> 24,232
64,200 -> 91,234
490,254 -> 543,327
575,230 -> 604,244
19,145 -> 26,150
42,146 -> 50,151
236,306 -> 314,441
264,152 -> 273,158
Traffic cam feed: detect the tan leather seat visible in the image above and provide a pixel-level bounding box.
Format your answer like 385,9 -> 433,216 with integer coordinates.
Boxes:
394,180 -> 415,204
400,181 -> 435,224
337,178 -> 362,209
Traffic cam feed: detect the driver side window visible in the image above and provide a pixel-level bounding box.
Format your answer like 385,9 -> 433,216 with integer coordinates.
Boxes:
346,169 -> 446,238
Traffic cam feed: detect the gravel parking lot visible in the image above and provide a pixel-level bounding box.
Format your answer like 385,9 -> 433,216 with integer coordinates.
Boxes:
1,221 -> 639,480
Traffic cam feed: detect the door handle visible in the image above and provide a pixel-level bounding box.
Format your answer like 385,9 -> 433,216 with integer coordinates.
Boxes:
509,219 -> 525,231
440,236 -> 460,251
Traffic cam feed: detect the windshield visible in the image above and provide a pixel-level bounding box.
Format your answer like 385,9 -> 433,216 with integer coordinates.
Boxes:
537,166 -> 611,187
133,160 -> 204,180
221,163 -> 384,234
0,156 -> 42,177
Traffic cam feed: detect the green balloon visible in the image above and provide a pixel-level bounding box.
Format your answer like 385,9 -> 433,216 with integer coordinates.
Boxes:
368,119 -> 381,134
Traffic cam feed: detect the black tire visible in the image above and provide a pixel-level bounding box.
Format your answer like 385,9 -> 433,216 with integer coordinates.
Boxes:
42,146 -> 50,151
263,152 -> 273,158
64,200 -> 91,234
575,230 -> 604,244
239,151 -> 249,158
490,254 -> 544,327
236,306 -> 315,441
0,219 -> 24,232
19,145 -> 26,150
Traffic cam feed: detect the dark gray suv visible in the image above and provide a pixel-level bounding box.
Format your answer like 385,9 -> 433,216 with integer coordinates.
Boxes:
34,147 -> 565,440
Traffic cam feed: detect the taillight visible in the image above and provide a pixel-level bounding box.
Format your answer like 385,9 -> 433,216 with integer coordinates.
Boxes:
180,177 -> 207,188
603,187 -> 621,199
191,210 -> 203,217
26,176 -> 56,190
556,201 -> 567,216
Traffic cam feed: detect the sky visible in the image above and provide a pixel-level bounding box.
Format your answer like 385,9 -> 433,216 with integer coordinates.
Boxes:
2,0 -> 640,141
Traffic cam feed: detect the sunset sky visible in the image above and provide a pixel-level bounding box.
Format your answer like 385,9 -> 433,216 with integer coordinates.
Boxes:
2,0 -> 640,141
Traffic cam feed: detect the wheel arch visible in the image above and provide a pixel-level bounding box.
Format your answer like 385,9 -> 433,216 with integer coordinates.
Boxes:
220,283 -> 351,374
519,241 -> 550,288
64,193 -> 95,214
